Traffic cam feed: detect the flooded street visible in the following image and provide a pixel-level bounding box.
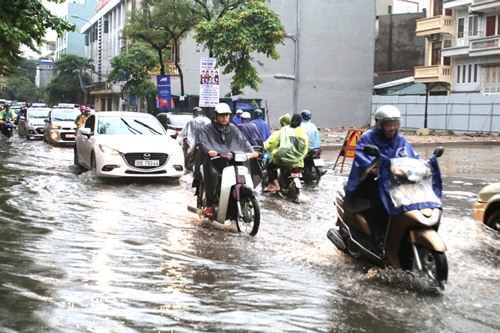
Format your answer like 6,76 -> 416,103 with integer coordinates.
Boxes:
1,136 -> 500,333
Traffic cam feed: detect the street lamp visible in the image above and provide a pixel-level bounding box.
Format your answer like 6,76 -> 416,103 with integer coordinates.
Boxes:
71,14 -> 94,106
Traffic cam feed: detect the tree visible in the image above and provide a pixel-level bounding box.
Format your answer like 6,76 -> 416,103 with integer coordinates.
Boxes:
6,77 -> 38,102
15,59 -> 37,84
194,1 -> 286,109
107,44 -> 159,113
45,54 -> 91,105
0,0 -> 75,76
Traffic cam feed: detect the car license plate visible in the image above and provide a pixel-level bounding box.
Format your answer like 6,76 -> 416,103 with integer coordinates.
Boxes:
314,159 -> 325,167
66,134 -> 75,138
291,172 -> 302,178
135,160 -> 159,167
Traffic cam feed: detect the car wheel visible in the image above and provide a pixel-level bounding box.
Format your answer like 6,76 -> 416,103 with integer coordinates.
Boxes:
486,211 -> 500,232
90,151 -> 96,170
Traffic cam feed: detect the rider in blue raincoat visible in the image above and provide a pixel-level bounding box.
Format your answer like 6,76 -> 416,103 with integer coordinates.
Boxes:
299,110 -> 320,152
237,112 -> 263,147
344,105 -> 442,254
251,109 -> 271,143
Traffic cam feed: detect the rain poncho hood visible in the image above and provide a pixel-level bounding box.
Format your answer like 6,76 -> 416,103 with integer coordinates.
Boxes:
279,113 -> 291,127
251,114 -> 271,143
176,115 -> 211,153
300,119 -> 320,151
237,118 -> 263,147
344,127 -> 442,215
264,117 -> 308,168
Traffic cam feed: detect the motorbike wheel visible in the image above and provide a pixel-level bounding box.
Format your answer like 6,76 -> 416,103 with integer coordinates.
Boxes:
236,195 -> 260,236
196,182 -> 206,210
6,129 -> 12,139
412,246 -> 448,290
307,166 -> 321,187
486,211 -> 500,232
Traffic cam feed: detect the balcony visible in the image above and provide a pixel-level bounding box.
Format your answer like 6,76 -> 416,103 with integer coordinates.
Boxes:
470,35 -> 500,56
442,31 -> 484,57
416,15 -> 454,36
444,0 -> 472,10
414,65 -> 453,86
471,0 -> 500,13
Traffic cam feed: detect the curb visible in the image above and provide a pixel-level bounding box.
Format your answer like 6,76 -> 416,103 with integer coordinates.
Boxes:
320,140 -> 500,151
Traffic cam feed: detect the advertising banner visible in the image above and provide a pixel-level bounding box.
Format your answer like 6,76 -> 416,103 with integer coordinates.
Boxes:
199,57 -> 219,107
156,75 -> 172,111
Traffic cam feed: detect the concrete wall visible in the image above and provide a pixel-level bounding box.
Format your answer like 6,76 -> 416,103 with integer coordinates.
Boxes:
372,95 -> 500,133
175,0 -> 376,128
375,13 -> 426,73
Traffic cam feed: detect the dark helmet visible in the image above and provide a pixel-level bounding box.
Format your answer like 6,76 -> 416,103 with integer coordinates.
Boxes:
193,107 -> 202,116
254,109 -> 263,116
300,110 -> 312,120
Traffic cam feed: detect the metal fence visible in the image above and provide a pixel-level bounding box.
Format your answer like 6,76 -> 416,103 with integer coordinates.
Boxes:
372,95 -> 500,133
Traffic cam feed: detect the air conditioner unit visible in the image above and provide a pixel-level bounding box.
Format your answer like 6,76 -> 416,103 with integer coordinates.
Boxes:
430,34 -> 439,41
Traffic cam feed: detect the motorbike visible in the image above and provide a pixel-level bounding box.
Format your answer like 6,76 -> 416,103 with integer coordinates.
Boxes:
188,151 -> 260,236
327,145 -> 448,290
1,118 -> 15,139
302,148 -> 327,186
261,159 -> 303,203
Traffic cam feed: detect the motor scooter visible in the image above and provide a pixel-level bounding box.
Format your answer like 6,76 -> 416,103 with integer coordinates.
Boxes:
302,148 -> 327,186
1,118 -> 15,139
188,151 -> 260,236
327,145 -> 448,290
261,159 -> 303,203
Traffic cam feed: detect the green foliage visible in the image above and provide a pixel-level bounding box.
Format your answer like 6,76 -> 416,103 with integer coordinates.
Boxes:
15,59 -> 37,84
194,1 -> 286,97
44,54 -> 91,105
251,100 -> 259,108
107,44 -> 159,100
0,0 -> 75,76
6,77 -> 37,102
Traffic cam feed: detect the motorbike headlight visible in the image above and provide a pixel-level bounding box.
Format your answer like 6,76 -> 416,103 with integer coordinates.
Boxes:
99,144 -> 122,156
52,124 -> 62,129
234,153 -> 248,162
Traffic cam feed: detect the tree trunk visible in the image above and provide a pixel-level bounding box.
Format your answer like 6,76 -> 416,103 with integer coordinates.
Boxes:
174,40 -> 185,112
158,49 -> 165,76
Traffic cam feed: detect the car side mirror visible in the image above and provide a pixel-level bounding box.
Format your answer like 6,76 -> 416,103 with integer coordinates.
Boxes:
80,127 -> 92,136
433,146 -> 444,158
363,145 -> 380,158
44,119 -> 49,123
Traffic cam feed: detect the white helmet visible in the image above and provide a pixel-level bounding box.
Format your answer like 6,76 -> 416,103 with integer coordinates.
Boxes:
374,105 -> 401,131
241,111 -> 251,119
214,103 -> 231,114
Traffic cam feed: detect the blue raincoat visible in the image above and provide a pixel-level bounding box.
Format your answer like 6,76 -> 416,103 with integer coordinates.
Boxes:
300,120 -> 320,151
237,118 -> 263,147
344,128 -> 443,216
251,115 -> 271,143
232,114 -> 242,126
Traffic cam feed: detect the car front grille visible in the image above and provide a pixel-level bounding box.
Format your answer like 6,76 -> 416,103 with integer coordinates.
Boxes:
124,153 -> 168,169
36,128 -> 44,134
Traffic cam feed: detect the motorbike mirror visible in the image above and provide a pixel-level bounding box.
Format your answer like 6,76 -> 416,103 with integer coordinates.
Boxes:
363,145 -> 380,157
433,146 -> 444,158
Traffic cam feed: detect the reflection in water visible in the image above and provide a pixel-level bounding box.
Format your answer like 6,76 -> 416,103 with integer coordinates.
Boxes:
1,140 -> 500,332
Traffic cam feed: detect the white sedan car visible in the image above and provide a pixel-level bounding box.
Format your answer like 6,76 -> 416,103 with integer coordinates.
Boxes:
74,111 -> 185,178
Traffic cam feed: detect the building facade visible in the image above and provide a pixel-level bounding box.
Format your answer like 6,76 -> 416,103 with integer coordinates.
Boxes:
35,60 -> 54,88
179,0 -> 376,127
377,0 -> 429,15
415,0 -> 500,95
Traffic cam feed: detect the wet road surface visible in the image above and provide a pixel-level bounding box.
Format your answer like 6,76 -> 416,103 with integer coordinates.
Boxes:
1,135 -> 500,332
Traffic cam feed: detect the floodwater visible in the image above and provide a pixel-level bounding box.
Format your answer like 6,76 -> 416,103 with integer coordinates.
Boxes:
1,135 -> 500,333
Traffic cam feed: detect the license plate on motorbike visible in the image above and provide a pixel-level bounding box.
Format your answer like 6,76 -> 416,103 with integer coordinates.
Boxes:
237,166 -> 248,177
313,159 -> 325,167
291,173 -> 302,177
135,160 -> 159,167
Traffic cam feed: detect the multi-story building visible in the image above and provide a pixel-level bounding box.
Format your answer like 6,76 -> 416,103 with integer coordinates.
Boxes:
35,60 -> 55,88
377,0 -> 429,15
415,0 -> 500,95
55,0 -> 95,60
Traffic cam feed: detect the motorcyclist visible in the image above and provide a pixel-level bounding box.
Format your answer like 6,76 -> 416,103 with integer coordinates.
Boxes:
75,107 -> 92,135
15,105 -> 27,126
75,105 -> 86,125
251,109 -> 271,143
197,103 -> 258,218
232,109 -> 243,126
176,107 -> 211,170
0,104 -> 16,136
299,110 -> 320,152
344,105 -> 419,254
237,112 -> 263,147
263,113 -> 308,192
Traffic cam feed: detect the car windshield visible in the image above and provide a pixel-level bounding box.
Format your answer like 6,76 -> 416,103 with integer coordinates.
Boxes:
27,110 -> 50,118
169,114 -> 192,127
53,109 -> 80,121
98,116 -> 165,135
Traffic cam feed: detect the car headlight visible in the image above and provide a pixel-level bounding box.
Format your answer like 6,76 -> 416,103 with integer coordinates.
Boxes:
99,144 -> 122,156
52,124 -> 62,129
170,146 -> 183,156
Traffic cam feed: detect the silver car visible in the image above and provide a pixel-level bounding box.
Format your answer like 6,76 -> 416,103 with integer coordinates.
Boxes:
473,182 -> 500,232
18,108 -> 50,140
44,108 -> 81,145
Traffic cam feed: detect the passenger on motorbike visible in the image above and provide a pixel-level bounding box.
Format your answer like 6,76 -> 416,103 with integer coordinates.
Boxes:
251,109 -> 271,143
232,109 -> 243,126
197,103 -> 258,218
75,105 -> 86,125
176,107 -> 211,170
0,104 -> 16,136
299,110 -> 320,152
75,107 -> 92,135
263,114 -> 308,192
237,112 -> 263,147
344,105 -> 419,254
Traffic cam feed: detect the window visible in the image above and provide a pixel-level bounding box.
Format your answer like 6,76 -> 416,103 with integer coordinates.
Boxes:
443,57 -> 451,66
85,34 -> 89,46
486,16 -> 495,36
457,65 -> 461,84
431,42 -> 441,66
468,64 -> 472,83
458,18 -> 464,38
474,64 -> 478,83
485,66 -> 500,84
469,16 -> 479,36
104,17 -> 109,33
462,64 -> 466,83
